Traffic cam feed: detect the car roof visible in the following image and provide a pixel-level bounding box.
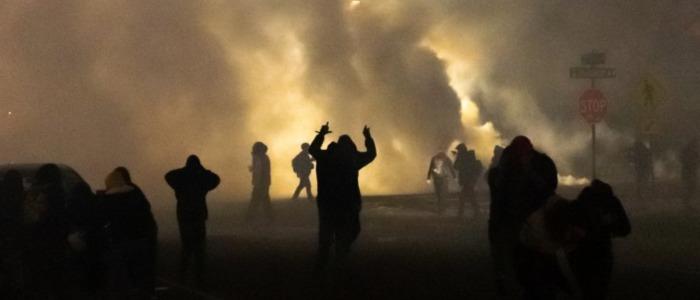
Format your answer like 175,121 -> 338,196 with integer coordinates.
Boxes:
0,163 -> 76,173
0,163 -> 91,192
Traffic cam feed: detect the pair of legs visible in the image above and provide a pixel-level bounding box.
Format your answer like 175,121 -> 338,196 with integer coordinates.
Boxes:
248,185 -> 273,222
292,176 -> 313,200
106,236 -> 158,299
515,245 -> 563,300
569,250 -> 613,300
316,207 -> 361,271
458,184 -> 478,218
432,177 -> 448,213
178,219 -> 206,283
489,223 -> 520,296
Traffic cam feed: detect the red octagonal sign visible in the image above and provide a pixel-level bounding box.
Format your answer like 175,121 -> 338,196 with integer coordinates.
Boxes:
579,88 -> 607,124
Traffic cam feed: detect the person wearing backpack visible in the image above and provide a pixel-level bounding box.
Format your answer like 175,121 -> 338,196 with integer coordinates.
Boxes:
292,143 -> 315,201
453,144 -> 484,219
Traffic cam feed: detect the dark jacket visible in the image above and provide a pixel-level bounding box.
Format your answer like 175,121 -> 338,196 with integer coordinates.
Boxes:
309,133 -> 376,211
166,165 -> 220,221
98,186 -> 157,243
491,149 -> 558,227
570,180 -> 630,255
454,150 -> 483,187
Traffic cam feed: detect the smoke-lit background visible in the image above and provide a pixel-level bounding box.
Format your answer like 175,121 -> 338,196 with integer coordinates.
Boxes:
1,0 -> 699,201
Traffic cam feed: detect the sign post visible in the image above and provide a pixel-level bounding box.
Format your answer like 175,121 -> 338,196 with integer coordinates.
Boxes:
570,51 -> 615,179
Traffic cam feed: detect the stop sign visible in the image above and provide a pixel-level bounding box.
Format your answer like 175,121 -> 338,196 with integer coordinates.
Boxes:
579,88 -> 607,123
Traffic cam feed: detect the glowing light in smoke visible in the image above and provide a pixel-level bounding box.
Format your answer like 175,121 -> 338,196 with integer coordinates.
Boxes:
349,1 -> 361,11
558,174 -> 590,186
422,38 -> 502,164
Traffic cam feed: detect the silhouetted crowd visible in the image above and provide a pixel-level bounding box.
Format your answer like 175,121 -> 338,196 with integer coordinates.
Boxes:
0,164 -> 158,299
0,122 -> 698,299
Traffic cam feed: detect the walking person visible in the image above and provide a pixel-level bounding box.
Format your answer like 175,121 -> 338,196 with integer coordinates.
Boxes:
292,143 -> 315,200
427,152 -> 455,213
680,139 -> 698,210
248,142 -> 273,223
453,143 -> 483,219
166,155 -> 220,284
309,122 -> 376,271
488,136 -> 560,299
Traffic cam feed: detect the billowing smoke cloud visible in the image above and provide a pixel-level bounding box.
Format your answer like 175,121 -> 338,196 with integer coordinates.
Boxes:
1,0 -> 699,202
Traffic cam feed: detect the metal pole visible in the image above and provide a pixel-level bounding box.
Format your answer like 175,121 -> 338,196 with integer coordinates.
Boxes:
591,77 -> 597,179
592,123 -> 596,179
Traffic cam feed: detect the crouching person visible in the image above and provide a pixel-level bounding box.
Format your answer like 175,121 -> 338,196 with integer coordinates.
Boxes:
98,168 -> 158,300
568,180 -> 631,300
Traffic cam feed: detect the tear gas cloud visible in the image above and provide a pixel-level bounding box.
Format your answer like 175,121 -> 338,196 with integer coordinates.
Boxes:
1,0 -> 699,201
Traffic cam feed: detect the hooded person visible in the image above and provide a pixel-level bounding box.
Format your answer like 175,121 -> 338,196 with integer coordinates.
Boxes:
568,180 -> 630,300
165,155 -> 220,283
248,142 -> 273,222
487,136 -> 560,299
292,143 -> 315,200
309,122 -> 376,271
98,168 -> 158,299
453,143 -> 484,219
427,151 -> 456,213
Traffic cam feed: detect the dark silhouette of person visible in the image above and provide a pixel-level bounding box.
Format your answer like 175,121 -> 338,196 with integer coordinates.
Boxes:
631,139 -> 653,200
490,145 -> 504,170
114,167 -> 158,297
165,155 -> 220,283
24,164 -> 69,299
97,168 -> 158,300
292,143 -> 315,200
680,139 -> 698,210
65,181 -> 100,296
427,151 -> 455,213
569,180 -> 630,300
309,122 -> 376,271
453,143 -> 483,219
488,136 -> 560,299
0,170 -> 26,298
248,142 -> 273,222
486,145 -> 508,294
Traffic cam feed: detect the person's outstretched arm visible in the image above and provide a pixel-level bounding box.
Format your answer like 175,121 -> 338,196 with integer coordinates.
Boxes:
309,122 -> 331,159
358,126 -> 376,169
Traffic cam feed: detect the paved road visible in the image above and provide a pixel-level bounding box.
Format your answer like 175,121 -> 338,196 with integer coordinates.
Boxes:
152,193 -> 700,300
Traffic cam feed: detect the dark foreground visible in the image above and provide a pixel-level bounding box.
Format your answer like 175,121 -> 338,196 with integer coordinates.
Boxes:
152,191 -> 700,300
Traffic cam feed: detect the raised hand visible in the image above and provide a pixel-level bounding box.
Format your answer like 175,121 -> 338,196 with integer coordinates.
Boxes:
363,125 -> 371,138
317,122 -> 332,135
